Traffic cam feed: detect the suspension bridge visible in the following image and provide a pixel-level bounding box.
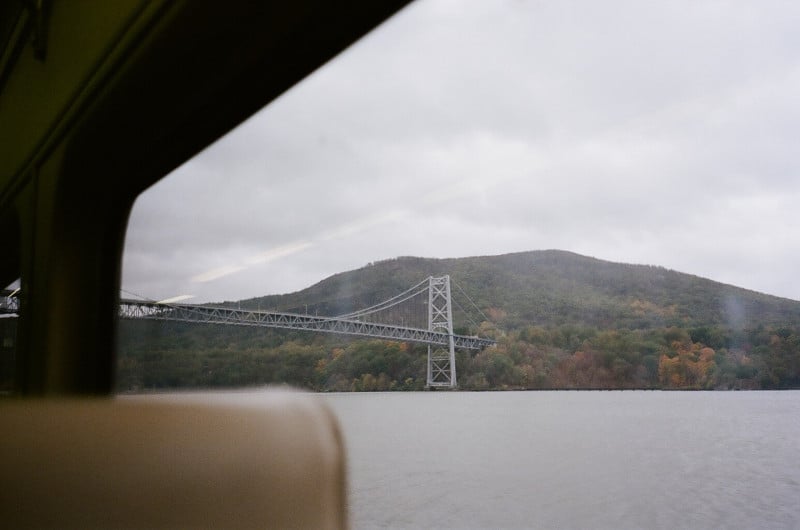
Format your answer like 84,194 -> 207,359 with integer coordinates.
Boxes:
2,276 -> 495,388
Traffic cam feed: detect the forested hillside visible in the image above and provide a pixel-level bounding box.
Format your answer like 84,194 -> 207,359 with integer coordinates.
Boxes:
117,250 -> 800,391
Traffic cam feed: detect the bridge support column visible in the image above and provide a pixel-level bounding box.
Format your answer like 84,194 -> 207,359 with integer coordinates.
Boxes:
426,275 -> 456,388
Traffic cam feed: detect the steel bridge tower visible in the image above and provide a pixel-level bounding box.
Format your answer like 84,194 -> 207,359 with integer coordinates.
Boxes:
426,275 -> 457,388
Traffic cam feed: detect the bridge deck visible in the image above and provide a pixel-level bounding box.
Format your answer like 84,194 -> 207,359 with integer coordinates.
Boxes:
119,300 -> 495,350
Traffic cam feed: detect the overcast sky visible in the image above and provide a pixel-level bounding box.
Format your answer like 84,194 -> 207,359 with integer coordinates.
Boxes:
122,0 -> 800,304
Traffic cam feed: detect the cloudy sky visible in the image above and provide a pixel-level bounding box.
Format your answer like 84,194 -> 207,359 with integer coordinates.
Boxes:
122,0 -> 800,304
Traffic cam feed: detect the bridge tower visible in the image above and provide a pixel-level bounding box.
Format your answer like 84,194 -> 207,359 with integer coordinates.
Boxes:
426,275 -> 456,388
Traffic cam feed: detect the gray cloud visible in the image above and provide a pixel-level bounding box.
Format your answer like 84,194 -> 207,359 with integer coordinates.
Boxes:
123,0 -> 800,303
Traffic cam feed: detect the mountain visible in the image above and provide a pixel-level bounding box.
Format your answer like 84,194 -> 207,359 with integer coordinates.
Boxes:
237,250 -> 800,332
119,250 -> 800,392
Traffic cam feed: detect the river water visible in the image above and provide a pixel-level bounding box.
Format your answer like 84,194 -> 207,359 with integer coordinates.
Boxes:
137,390 -> 800,529
320,391 -> 799,529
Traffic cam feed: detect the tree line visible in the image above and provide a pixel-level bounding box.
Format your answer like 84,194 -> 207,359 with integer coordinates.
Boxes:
117,320 -> 800,391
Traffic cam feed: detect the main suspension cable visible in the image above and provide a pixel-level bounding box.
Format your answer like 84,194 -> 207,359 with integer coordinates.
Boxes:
337,277 -> 430,318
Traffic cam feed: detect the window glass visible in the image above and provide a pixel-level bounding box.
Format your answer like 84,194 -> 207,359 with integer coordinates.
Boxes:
118,2 -> 800,526
0,279 -> 19,393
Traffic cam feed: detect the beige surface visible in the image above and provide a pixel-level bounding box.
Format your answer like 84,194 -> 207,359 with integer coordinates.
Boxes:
0,392 -> 346,529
